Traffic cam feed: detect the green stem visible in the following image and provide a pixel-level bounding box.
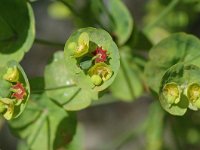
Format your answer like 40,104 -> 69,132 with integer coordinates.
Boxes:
31,84 -> 76,93
169,117 -> 183,150
34,38 -> 65,48
120,58 -> 135,98
143,0 -> 180,32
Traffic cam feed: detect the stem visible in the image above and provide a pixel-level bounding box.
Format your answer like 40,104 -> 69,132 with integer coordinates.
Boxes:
34,38 -> 65,48
143,0 -> 180,32
168,117 -> 183,150
31,84 -> 76,93
120,58 -> 135,98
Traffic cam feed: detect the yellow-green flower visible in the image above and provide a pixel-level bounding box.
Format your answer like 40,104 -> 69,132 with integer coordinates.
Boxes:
88,62 -> 112,85
3,66 -> 19,82
0,98 -> 15,120
68,32 -> 89,57
162,82 -> 181,107
187,83 -> 200,108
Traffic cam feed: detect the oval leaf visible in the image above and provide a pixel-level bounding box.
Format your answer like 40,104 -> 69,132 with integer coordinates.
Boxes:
45,51 -> 92,111
106,0 -> 133,45
0,0 -> 35,66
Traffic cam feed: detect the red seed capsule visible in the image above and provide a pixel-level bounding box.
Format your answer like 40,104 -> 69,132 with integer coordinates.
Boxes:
11,82 -> 26,100
92,46 -> 108,63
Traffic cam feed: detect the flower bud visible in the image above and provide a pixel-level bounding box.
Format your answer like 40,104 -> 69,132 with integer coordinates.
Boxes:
3,66 -> 19,82
91,75 -> 102,85
88,62 -> 112,85
162,82 -> 180,107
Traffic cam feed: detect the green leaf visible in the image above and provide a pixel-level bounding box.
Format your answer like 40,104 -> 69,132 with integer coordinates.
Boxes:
0,61 -> 30,120
45,51 -> 92,111
90,0 -> 108,26
9,93 -> 77,150
145,33 -> 200,93
0,0 -> 35,66
110,47 -> 143,101
67,124 -> 84,150
106,0 -> 133,45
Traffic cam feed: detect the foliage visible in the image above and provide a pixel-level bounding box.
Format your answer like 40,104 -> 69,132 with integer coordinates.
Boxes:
1,0 -> 200,149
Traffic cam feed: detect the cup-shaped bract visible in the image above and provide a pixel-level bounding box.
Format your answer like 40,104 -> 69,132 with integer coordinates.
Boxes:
0,61 -> 30,120
145,33 -> 200,115
159,63 -> 189,116
64,27 -> 120,92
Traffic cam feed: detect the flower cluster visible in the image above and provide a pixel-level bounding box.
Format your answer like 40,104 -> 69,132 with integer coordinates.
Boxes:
68,32 -> 113,86
0,66 -> 26,120
89,47 -> 112,85
162,82 -> 200,109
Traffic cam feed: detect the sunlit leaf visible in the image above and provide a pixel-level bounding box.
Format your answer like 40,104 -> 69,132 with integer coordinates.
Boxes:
45,51 -> 92,111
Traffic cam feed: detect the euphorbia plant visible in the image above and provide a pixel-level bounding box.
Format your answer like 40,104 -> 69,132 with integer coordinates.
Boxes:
2,0 -> 200,149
